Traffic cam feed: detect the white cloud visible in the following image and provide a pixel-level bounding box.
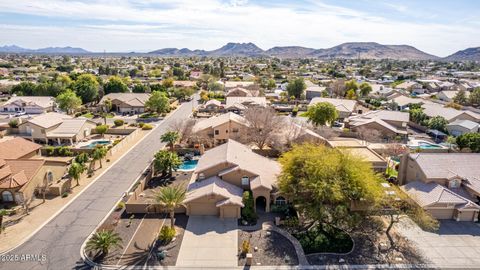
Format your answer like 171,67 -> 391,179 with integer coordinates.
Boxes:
0,0 -> 478,56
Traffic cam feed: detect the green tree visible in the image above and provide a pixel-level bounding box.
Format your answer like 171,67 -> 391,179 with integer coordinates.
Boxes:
267,79 -> 277,90
161,131 -> 180,151
453,89 -> 468,105
11,82 -> 36,96
409,108 -> 428,125
207,81 -> 224,92
359,82 -> 372,97
153,150 -> 182,176
91,146 -> 108,170
162,77 -> 174,89
153,185 -> 186,228
345,89 -> 357,100
305,102 -> 338,126
132,83 -> 150,93
68,162 -> 86,186
469,88 -> 480,106
456,133 -> 480,152
286,78 -> 306,99
56,90 -> 82,114
146,91 -> 170,113
344,79 -> 358,93
72,74 -> 99,103
241,191 -> 257,222
95,125 -> 109,138
103,76 -> 128,94
428,116 -> 448,132
86,230 -> 122,256
100,98 -> 112,125
278,144 -> 382,230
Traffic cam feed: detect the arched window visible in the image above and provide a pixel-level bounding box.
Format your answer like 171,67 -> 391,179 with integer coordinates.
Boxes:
241,176 -> 250,186
275,196 -> 286,205
2,191 -> 14,202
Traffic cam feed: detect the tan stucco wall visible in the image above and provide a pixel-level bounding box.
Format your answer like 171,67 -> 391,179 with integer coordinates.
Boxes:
220,205 -> 241,218
186,195 -> 224,216
18,161 -> 67,203
19,122 -> 58,141
221,169 -> 256,188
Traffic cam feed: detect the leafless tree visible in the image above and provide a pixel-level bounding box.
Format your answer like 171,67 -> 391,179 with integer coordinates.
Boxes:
328,79 -> 346,97
314,126 -> 340,140
169,119 -> 196,144
241,107 -> 282,150
356,126 -> 383,145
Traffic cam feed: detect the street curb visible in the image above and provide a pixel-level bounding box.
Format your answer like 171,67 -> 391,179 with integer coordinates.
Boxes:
0,123 -> 158,255
0,99 -> 188,256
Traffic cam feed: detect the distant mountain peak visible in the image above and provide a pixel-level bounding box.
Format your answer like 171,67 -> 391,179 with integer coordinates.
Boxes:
0,45 -> 90,54
444,47 -> 480,62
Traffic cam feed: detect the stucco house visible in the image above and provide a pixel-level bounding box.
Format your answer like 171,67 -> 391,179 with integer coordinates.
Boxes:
192,112 -> 249,146
18,113 -> 96,145
184,140 -> 282,218
225,87 -> 253,97
0,96 -> 55,114
398,153 -> 480,221
446,120 -> 479,137
309,97 -> 358,119
422,103 -> 480,123
100,93 -> 150,114
345,110 -> 409,140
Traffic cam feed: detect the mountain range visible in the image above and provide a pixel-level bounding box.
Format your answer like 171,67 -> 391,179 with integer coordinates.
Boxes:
1,42 -> 479,61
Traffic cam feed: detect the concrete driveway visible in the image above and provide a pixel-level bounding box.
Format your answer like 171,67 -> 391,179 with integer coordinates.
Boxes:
176,216 -> 238,267
397,219 -> 480,268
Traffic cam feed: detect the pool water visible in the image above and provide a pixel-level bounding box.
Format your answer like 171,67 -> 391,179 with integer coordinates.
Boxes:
417,142 -> 443,149
81,140 -> 111,149
179,159 -> 198,171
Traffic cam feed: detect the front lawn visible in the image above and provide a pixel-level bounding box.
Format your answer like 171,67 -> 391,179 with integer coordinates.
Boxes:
81,112 -> 94,118
139,112 -> 159,119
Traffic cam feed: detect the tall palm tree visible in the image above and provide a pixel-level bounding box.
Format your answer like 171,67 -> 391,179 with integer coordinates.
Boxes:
153,150 -> 182,176
153,185 -> 186,228
101,98 -> 112,125
91,146 -> 108,170
161,131 -> 180,151
69,162 -> 85,186
86,230 -> 122,256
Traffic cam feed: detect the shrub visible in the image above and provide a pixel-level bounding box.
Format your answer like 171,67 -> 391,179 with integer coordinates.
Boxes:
142,124 -> 153,130
241,191 -> 257,223
61,192 -> 69,198
241,240 -> 250,254
113,139 -> 122,146
8,119 -> 18,128
114,119 -> 124,127
75,152 -> 89,164
158,226 -> 176,243
116,201 -> 125,210
57,146 -> 73,156
46,146 -> 55,156
138,122 -> 145,128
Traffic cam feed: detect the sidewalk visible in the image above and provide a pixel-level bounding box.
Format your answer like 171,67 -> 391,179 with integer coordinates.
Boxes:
0,128 -> 151,253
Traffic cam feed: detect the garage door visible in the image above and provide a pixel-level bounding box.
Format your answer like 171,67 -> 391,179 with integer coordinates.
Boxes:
428,209 -> 454,219
222,206 -> 239,218
457,211 -> 476,222
189,203 -> 219,216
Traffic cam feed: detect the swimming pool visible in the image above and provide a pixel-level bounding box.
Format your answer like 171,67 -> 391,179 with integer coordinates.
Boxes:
80,140 -> 111,149
408,140 -> 445,150
178,159 -> 198,171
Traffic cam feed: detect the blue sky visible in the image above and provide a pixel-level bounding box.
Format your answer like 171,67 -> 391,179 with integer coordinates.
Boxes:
0,0 -> 478,56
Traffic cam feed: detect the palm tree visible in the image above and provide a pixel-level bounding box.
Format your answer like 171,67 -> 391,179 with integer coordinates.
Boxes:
101,98 -> 112,125
86,230 -> 122,256
161,131 -> 180,151
153,185 -> 186,228
153,150 -> 182,177
68,162 -> 85,186
0,209 -> 8,232
91,146 -> 108,170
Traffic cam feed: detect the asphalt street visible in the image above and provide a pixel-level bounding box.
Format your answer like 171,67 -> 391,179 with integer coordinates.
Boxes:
0,97 -> 197,270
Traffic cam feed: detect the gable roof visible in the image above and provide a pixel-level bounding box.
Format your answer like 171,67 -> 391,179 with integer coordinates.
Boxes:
447,119 -> 479,130
309,97 -> 357,113
2,96 -> 55,109
226,87 -> 252,97
46,118 -> 94,138
226,97 -> 267,107
195,140 -> 281,190
185,176 -> 244,207
192,112 -> 248,133
0,137 -> 41,159
0,158 -> 45,189
23,112 -> 73,129
409,153 -> 480,181
100,93 -> 150,107
402,181 -> 480,209
422,103 -> 480,122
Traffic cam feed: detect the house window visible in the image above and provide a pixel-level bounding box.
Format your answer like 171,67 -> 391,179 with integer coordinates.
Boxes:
275,196 -> 287,205
241,176 -> 250,186
2,191 -> 13,202
449,178 -> 461,189
47,171 -> 54,184
232,128 -> 239,133
214,130 -> 219,135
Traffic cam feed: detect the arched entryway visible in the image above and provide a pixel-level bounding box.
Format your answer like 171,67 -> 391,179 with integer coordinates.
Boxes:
255,196 -> 266,213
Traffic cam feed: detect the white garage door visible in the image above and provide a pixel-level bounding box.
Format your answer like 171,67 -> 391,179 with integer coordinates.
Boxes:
428,209 -> 454,219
